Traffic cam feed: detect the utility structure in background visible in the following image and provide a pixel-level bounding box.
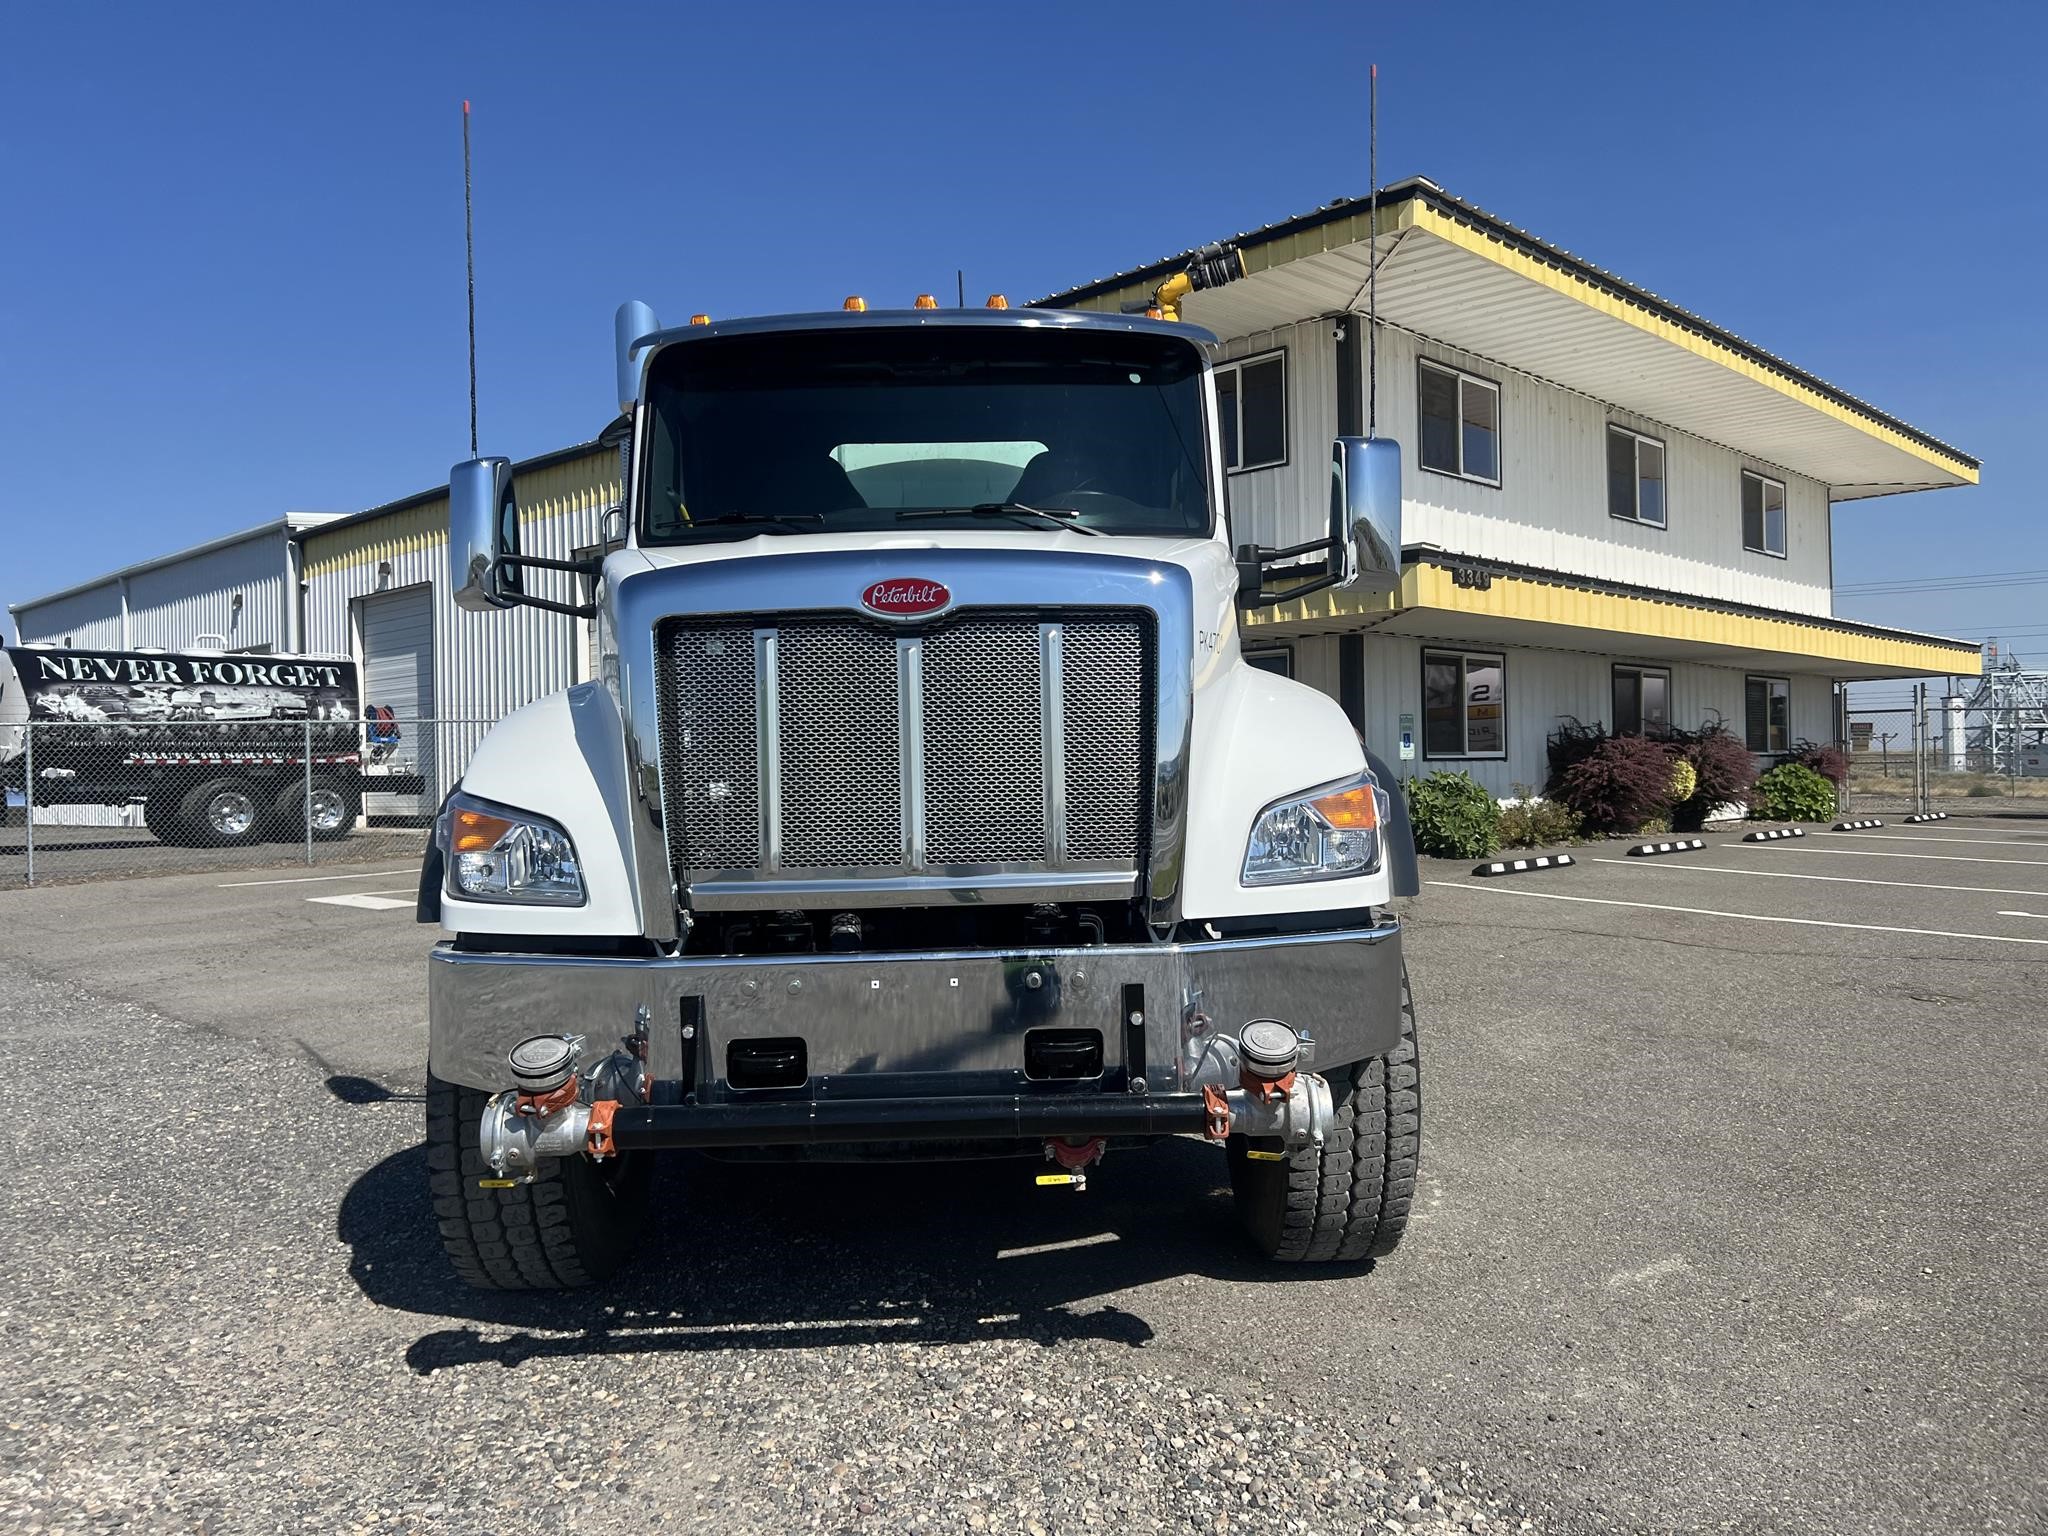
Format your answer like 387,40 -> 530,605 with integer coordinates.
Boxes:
1962,642 -> 2048,774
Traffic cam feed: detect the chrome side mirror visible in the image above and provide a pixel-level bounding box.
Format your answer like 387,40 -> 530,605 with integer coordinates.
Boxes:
1330,436 -> 1402,594
450,456 -> 519,613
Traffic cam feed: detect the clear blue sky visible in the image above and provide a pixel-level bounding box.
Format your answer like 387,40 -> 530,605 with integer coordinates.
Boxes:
3,1 -> 2040,686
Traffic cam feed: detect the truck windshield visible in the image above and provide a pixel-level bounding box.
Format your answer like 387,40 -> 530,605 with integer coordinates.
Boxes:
639,325 -> 1211,544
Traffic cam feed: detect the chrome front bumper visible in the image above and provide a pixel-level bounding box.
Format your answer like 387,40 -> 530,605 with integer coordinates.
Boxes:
427,920 -> 1403,1110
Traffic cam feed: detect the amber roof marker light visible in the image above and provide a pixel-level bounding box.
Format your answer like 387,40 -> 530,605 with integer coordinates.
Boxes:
985,294 -> 1010,309
843,295 -> 867,312
913,294 -> 939,310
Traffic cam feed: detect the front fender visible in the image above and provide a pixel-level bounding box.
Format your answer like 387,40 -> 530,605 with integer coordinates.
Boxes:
438,684 -> 655,938
1179,663 -> 1395,920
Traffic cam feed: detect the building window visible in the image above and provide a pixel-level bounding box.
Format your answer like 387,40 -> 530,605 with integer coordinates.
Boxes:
1741,471 -> 1787,558
1418,359 -> 1501,485
1612,665 -> 1671,737
1243,646 -> 1293,678
1422,649 -> 1506,759
1746,675 -> 1791,753
1214,351 -> 1287,472
1607,426 -> 1666,527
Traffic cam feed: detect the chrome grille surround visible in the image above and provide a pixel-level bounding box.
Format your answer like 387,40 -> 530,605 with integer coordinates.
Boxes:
654,606 -> 1152,907
614,549 -> 1196,927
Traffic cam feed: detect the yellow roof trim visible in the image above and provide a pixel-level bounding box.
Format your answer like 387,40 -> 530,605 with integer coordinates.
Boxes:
1245,564 -> 1980,677
1405,204 -> 1979,487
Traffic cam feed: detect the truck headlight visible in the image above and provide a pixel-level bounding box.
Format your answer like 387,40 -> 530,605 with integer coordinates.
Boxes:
1242,769 -> 1386,886
444,792 -> 585,905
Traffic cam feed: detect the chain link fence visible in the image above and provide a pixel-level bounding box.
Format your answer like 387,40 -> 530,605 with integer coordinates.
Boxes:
1844,698 -> 2048,818
2,717 -> 499,886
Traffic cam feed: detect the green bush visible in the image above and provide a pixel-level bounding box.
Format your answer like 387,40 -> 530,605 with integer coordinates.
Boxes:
1405,771 -> 1501,859
1497,784 -> 1580,849
1752,762 -> 1838,822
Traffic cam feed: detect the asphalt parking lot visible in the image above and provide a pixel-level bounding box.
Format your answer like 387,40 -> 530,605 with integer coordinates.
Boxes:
1,817 -> 2043,1534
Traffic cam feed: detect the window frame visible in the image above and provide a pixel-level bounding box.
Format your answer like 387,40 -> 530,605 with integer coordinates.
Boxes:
1213,348 -> 1289,475
1607,424 -> 1668,529
1610,663 -> 1673,739
1741,469 -> 1788,559
1745,674 -> 1792,754
1416,358 -> 1503,488
1420,647 -> 1509,761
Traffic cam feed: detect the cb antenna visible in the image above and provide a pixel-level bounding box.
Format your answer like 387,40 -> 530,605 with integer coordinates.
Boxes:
1367,63 -> 1379,439
463,99 -> 478,458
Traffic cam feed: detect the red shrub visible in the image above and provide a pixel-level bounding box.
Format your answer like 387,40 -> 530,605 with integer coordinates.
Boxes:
1789,739 -> 1850,787
1554,734 -> 1679,833
1669,726 -> 1758,830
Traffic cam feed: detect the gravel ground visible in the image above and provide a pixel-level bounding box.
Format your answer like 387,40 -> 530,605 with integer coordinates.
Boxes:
0,971 -> 1527,1536
3,827 -> 2045,1534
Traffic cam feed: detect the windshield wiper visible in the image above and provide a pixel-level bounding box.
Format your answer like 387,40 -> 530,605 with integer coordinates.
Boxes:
686,511 -> 826,533
896,502 -> 1101,536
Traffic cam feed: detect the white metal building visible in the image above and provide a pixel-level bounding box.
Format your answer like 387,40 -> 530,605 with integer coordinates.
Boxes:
10,512 -> 340,654
1041,177 -> 1982,795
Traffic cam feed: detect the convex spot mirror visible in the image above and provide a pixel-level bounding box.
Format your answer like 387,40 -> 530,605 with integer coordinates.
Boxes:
1330,436 -> 1401,594
450,456 -> 522,613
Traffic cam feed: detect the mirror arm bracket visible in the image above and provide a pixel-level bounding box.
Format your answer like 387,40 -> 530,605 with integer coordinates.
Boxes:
497,552 -> 602,579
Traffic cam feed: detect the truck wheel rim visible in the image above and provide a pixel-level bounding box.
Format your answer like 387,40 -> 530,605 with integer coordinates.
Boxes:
309,789 -> 347,833
208,791 -> 256,836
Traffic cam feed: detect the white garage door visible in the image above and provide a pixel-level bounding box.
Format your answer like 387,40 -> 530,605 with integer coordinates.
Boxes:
359,586 -> 435,817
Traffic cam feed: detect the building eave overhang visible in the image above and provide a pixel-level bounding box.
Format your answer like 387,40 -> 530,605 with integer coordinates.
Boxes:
1036,180 -> 1978,500
1244,555 -> 1982,682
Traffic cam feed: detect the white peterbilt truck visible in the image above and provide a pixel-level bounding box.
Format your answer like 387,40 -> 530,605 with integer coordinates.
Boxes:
423,266 -> 1421,1288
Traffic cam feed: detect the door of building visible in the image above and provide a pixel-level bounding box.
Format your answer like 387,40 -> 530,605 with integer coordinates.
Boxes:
358,585 -> 435,817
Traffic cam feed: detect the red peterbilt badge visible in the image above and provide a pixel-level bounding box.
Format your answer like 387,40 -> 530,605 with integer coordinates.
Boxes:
860,578 -> 951,617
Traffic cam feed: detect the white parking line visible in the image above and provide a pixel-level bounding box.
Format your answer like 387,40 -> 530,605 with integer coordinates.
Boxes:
307,893 -> 414,911
1737,845 -> 2048,868
1822,831 -> 2048,849
1427,880 -> 2048,946
220,868 -> 415,888
1999,910 -> 2048,921
1591,859 -> 2048,899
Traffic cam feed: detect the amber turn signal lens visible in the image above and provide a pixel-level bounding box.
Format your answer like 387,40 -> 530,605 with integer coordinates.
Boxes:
452,806 -> 515,853
1309,785 -> 1378,831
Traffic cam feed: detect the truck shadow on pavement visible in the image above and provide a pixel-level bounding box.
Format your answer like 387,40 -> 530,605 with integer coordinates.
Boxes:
338,1137 -> 1372,1374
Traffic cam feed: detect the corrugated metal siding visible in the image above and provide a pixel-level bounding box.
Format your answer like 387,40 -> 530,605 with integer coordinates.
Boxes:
12,587 -> 125,647
125,530 -> 294,650
301,450 -> 620,792
1320,630 -> 1838,798
15,530 -> 295,651
1214,320 -> 1338,557
1213,318 -> 1835,619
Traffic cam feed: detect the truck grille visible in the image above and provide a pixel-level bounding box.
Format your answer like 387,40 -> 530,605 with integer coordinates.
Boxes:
655,612 -> 1150,891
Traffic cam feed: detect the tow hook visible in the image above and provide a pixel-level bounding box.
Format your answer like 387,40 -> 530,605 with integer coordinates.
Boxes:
1038,1135 -> 1105,1192
478,1034 -> 635,1184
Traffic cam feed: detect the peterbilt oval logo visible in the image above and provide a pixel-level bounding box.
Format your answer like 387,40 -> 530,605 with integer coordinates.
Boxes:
861,578 -> 951,617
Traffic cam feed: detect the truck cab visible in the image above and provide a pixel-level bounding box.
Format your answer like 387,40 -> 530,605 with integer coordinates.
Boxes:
423,288 -> 1420,1288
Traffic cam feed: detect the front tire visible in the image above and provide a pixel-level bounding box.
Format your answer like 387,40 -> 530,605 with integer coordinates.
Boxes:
1229,965 -> 1421,1262
425,1073 -> 649,1289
